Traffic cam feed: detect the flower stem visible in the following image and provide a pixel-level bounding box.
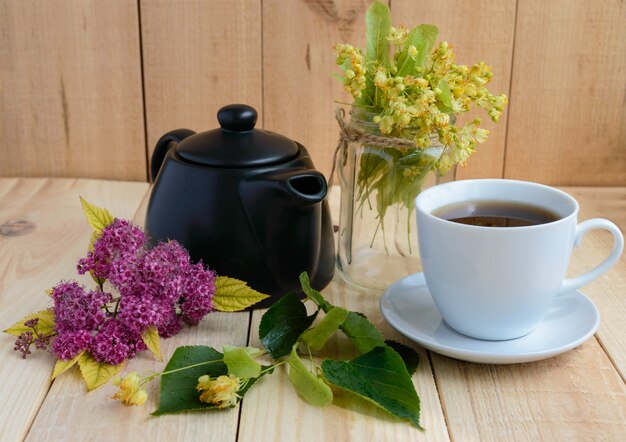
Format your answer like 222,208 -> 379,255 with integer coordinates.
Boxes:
260,360 -> 287,376
142,359 -> 224,384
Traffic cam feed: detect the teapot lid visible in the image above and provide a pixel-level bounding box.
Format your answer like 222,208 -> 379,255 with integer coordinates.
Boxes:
175,104 -> 299,167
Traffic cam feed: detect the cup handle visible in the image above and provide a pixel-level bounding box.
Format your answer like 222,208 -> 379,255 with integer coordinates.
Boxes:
558,219 -> 624,295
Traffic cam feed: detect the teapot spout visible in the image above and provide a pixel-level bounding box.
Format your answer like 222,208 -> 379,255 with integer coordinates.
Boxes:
278,170 -> 328,205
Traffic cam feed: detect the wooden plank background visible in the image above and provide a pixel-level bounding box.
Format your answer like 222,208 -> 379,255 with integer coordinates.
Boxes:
0,0 -> 624,185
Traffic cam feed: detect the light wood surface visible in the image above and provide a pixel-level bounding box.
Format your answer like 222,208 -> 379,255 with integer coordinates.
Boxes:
140,0 -> 263,175
1,179 -> 625,442
0,178 -> 149,442
503,0 -> 626,186
0,1 -> 146,181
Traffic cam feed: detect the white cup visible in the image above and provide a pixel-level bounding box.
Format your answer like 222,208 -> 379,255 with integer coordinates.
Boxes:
415,179 -> 624,341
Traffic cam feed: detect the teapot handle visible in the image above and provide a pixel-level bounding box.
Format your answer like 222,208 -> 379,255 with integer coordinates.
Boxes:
151,129 -> 196,182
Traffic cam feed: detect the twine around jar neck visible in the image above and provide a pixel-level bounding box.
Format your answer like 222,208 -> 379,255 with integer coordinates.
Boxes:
330,108 -> 427,187
328,108 -> 437,186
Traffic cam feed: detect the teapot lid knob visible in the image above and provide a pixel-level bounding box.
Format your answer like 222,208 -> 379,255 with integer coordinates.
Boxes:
217,104 -> 257,132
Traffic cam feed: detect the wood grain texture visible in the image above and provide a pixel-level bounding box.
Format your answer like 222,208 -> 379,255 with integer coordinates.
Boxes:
431,342 -> 626,441
391,0 -> 517,180
238,278 -> 450,442
0,1 -> 146,181
0,178 -> 148,442
504,0 -> 626,185
140,0 -> 262,176
262,0 -> 376,179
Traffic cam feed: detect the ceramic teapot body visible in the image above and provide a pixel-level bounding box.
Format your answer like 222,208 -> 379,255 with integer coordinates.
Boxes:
145,105 -> 334,307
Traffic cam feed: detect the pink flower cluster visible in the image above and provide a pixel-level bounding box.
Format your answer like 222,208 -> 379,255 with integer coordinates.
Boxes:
46,219 -> 216,365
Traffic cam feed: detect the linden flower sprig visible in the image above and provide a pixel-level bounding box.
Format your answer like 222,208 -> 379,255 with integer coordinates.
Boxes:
334,1 -> 508,172
333,1 -> 507,249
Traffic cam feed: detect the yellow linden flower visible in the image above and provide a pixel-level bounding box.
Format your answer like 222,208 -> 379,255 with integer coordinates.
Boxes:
196,374 -> 241,409
112,372 -> 148,406
387,26 -> 409,45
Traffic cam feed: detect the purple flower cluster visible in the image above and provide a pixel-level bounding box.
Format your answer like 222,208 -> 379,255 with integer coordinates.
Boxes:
46,218 -> 216,365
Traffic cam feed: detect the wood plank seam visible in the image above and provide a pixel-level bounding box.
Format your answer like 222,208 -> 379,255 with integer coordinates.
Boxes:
136,0 -> 151,183
595,335 -> 626,384
501,0 -> 520,180
427,350 -> 455,442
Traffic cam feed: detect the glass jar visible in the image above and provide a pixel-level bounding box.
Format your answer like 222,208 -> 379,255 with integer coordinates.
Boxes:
336,110 -> 456,291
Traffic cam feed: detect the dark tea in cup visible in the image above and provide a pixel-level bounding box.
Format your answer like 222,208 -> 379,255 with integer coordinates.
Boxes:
433,200 -> 560,227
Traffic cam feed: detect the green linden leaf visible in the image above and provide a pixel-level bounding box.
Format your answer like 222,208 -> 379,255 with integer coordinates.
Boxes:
436,79 -> 453,113
4,309 -> 55,337
385,340 -> 419,376
357,0 -> 392,107
287,346 -> 333,407
77,352 -> 124,391
153,346 -> 227,415
51,351 -> 85,380
397,24 -> 438,76
299,272 -> 332,312
222,345 -> 262,379
259,292 -> 318,359
213,276 -> 270,312
322,346 -> 422,429
300,306 -> 350,351
79,196 -> 115,234
141,325 -> 162,361
340,311 -> 386,354
365,0 -> 391,67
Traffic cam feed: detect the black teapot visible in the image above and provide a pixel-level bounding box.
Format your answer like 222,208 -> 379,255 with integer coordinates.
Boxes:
145,104 -> 334,307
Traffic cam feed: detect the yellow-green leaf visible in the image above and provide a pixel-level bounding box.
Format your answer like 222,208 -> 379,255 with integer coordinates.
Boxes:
77,352 -> 124,390
287,346 -> 333,407
213,276 -> 269,312
52,351 -> 85,380
79,196 -> 115,234
3,309 -> 55,337
141,325 -> 162,361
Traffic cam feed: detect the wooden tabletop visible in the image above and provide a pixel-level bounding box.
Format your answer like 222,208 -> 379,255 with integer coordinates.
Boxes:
1,178 -> 625,442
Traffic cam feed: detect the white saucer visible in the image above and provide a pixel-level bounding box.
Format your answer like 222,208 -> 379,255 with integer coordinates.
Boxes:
380,273 -> 600,364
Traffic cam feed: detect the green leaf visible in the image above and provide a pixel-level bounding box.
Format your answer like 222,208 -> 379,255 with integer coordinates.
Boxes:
385,340 -> 419,376
287,347 -> 333,407
259,292 -> 318,359
77,352 -> 124,391
223,345 -> 262,379
141,325 -> 162,361
357,0 -> 392,108
300,307 -> 349,351
340,311 -> 386,354
153,346 -> 227,415
436,79 -> 453,113
365,0 -> 391,67
51,351 -> 85,380
79,196 -> 115,234
397,24 -> 438,76
322,346 -> 422,429
299,272 -> 332,312
4,309 -> 55,337
213,276 -> 270,311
